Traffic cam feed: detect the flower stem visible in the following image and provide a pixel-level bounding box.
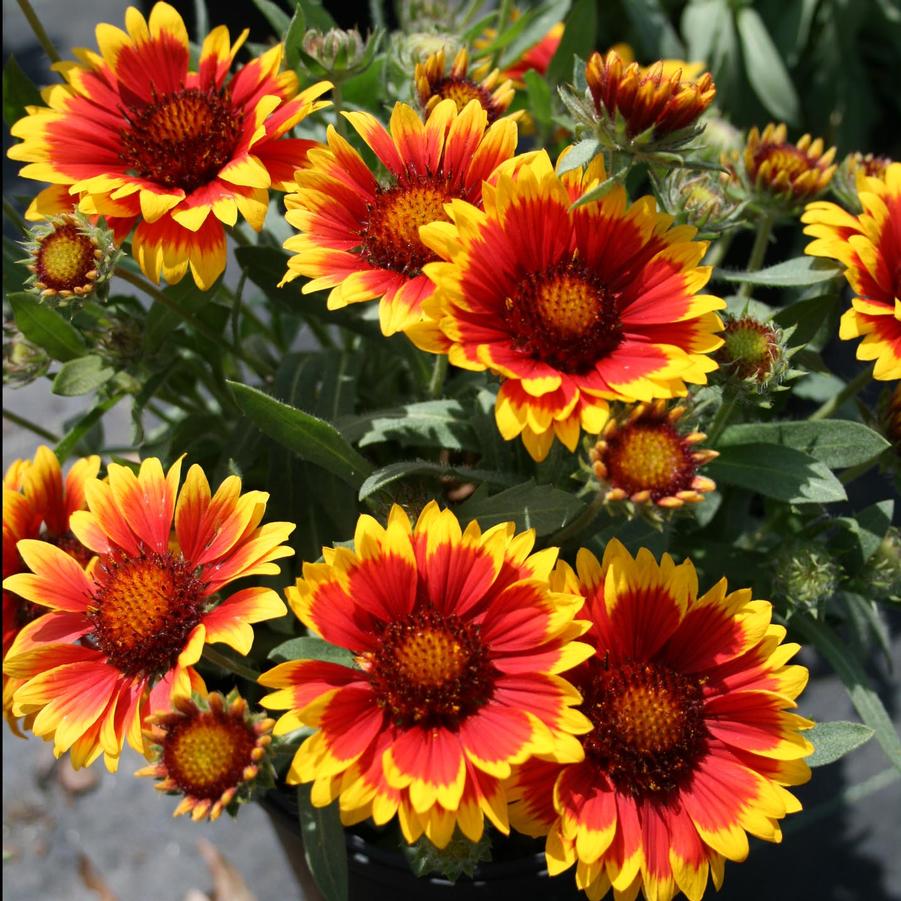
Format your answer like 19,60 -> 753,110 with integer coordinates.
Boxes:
738,213 -> 774,298
428,354 -> 448,398
3,408 -> 60,443
706,391 -> 740,445
491,0 -> 514,69
2,198 -> 28,234
15,0 -> 61,63
332,81 -> 348,138
202,646 -> 261,684
547,491 -> 608,548
808,366 -> 873,421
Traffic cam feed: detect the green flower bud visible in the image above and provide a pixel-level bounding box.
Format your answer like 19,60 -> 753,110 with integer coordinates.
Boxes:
773,542 -> 839,610
3,321 -> 50,386
407,829 -> 492,882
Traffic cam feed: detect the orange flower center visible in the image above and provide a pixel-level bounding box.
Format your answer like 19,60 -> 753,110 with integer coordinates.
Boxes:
360,177 -> 452,276
368,607 -> 496,728
718,317 -> 778,380
433,77 -> 498,120
34,224 -> 97,293
506,261 -> 622,373
88,549 -> 205,678
584,660 -> 706,796
604,422 -> 695,500
163,710 -> 257,800
119,87 -> 244,194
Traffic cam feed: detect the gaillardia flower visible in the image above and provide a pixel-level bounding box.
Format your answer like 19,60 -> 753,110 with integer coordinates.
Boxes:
509,541 -> 812,901
281,98 -> 519,335
415,47 -> 517,123
590,402 -> 717,508
259,502 -> 593,848
408,152 -> 725,461
8,2 -> 331,289
136,689 -> 275,821
3,447 -> 99,736
3,458 -> 293,770
475,12 -> 563,87
584,50 -> 715,149
803,162 -> 901,381
743,124 -> 836,206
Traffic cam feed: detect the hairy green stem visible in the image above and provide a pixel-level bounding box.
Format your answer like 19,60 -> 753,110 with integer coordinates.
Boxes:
332,81 -> 348,138
428,354 -> 448,399
547,492 -> 607,548
809,366 -> 873,421
491,0 -> 514,69
16,0 -> 61,63
3,408 -> 60,443
706,392 -> 740,445
738,213 -> 774,299
202,646 -> 261,684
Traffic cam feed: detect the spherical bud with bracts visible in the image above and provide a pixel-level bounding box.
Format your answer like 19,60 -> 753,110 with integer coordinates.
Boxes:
136,690 -> 276,822
831,152 -> 894,212
773,542 -> 840,610
21,213 -> 119,311
409,830 -> 493,882
714,314 -> 793,399
398,0 -> 461,31
742,123 -> 836,210
393,30 -> 463,70
3,321 -> 50,386
298,27 -> 379,80
590,401 -> 718,511
696,110 -> 744,163
661,168 -> 746,236
864,528 -> 901,603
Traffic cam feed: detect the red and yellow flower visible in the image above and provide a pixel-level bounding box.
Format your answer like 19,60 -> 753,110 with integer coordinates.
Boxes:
3,457 -> 293,770
8,1 -> 331,289
280,98 -> 519,335
509,540 -> 812,901
802,161 -> 901,381
259,502 -> 594,848
415,47 -> 517,123
743,123 -> 836,205
590,402 -> 717,507
3,447 -> 99,735
407,151 -> 725,461
501,20 -> 564,86
136,688 -> 275,821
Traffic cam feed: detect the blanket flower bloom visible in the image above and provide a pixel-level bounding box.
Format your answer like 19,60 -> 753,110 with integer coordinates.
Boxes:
7,1 -> 331,289
802,161 -> 901,381
280,98 -> 519,335
136,688 -> 275,821
415,47 -> 517,122
259,502 -> 594,848
3,447 -> 99,735
2,458 -> 293,770
509,541 -> 812,901
590,401 -> 717,507
407,151 -> 725,461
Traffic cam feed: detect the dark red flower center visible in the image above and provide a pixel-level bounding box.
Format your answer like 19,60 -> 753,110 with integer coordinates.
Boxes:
119,87 -> 245,194
603,421 -> 697,500
87,548 -> 206,678
583,660 -> 706,796
505,260 -> 622,373
163,709 -> 257,800
34,224 -> 97,293
432,76 -> 500,121
367,607 -> 496,729
359,177 -> 452,276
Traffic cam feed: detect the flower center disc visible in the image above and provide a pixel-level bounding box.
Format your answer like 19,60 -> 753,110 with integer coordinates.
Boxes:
368,608 -> 495,728
163,711 -> 257,800
754,145 -> 810,182
434,77 -> 497,119
605,423 -> 695,499
506,261 -> 622,373
360,178 -> 451,276
584,660 -> 706,796
119,87 -> 244,194
35,225 -> 95,292
88,549 -> 205,678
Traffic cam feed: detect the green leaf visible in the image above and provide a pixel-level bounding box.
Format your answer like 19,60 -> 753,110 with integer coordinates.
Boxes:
545,0 -> 598,85
296,786 -> 349,901
793,370 -> 844,403
718,420 -> 890,470
806,721 -> 875,767
622,0 -> 685,58
522,70 -> 552,128
569,166 -> 629,209
707,443 -> 846,504
556,138 -> 601,175
338,400 -> 479,451
228,381 -> 373,489
792,613 -> 901,774
8,293 -> 87,362
51,355 -> 115,396
358,461 -> 515,501
3,55 -> 42,127
682,0 -> 739,101
456,480 -> 586,536
773,292 -> 838,349
269,636 -> 357,667
191,0 -> 209,43
285,3 -> 306,70
55,393 -> 125,463
296,0 -> 336,30
717,256 -> 842,287
250,0 -> 292,35
855,500 -> 894,562
736,6 -> 800,124
497,0 -> 572,69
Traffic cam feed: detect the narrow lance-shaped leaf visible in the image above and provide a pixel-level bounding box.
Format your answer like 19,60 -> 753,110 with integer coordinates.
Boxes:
805,721 -> 875,767
716,256 -> 843,287
296,786 -> 349,901
9,293 -> 88,362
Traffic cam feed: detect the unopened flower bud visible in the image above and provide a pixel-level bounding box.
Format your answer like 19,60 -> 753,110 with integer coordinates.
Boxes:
3,321 -> 50,386
661,168 -> 744,235
299,27 -> 378,79
831,152 -> 894,212
773,542 -> 839,609
408,829 -> 492,882
866,528 -> 901,602
714,314 -> 797,402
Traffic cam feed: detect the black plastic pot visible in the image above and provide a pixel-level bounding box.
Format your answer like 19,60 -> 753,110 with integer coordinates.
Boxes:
262,787 -> 583,901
